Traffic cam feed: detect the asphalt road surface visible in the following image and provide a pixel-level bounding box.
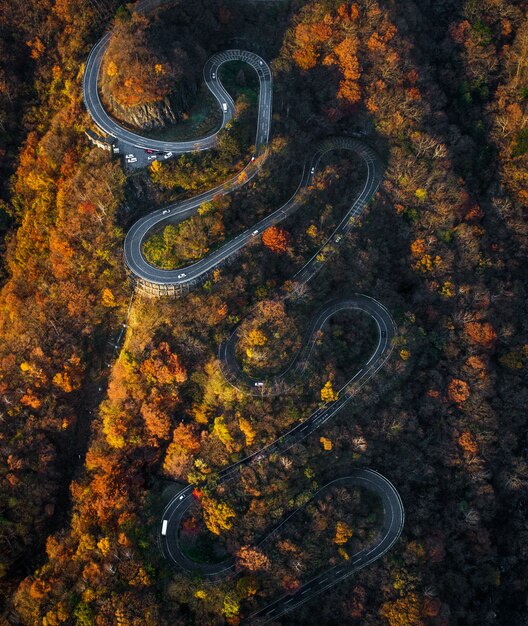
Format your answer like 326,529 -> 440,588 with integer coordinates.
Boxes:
83,2 -> 404,622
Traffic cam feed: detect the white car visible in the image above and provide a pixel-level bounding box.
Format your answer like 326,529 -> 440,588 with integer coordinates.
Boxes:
252,230 -> 259,236
164,152 -> 173,159
177,273 -> 186,279
162,209 -> 170,215
212,72 -> 216,79
125,154 -> 134,159
147,154 -> 157,160
335,235 -> 342,242
311,167 -> 315,174
222,103 -> 228,112
251,156 -> 255,162
259,60 -> 263,65
127,157 -> 137,163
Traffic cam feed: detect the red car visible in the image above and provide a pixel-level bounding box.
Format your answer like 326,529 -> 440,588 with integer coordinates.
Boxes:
145,149 -> 154,154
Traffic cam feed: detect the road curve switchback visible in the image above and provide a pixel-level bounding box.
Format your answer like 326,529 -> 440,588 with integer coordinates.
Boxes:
83,1 -> 404,622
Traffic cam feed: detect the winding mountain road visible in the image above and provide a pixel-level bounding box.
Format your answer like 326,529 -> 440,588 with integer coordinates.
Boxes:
123,137 -> 380,292
83,2 -> 404,622
160,295 -> 404,625
84,45 -> 271,154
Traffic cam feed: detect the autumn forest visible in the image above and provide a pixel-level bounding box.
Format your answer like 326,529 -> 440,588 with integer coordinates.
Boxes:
0,0 -> 527,624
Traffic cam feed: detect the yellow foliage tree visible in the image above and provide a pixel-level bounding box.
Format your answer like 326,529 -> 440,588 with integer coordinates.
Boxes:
151,160 -> 162,174
306,224 -> 318,238
321,380 -> 338,402
320,436 -> 333,451
338,547 -> 350,560
106,61 -> 118,77
222,592 -> 240,619
202,496 -> 236,535
102,287 -> 117,307
247,329 -> 268,346
239,417 -> 256,447
97,537 -> 111,557
334,521 -> 353,544
213,416 -> 240,453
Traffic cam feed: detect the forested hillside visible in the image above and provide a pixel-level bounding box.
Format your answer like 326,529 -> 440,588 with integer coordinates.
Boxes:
0,0 -> 527,625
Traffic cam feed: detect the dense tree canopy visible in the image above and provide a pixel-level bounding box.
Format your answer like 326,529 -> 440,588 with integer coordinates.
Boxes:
0,0 -> 527,624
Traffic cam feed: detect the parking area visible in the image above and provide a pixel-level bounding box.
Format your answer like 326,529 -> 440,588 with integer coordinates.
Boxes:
115,140 -> 175,171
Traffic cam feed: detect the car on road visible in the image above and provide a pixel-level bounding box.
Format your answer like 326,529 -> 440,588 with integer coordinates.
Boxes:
164,152 -> 173,159
145,149 -> 154,154
127,157 -> 137,163
335,235 -> 342,242
311,167 -> 315,174
252,230 -> 259,236
177,273 -> 186,279
222,103 -> 228,112
147,155 -> 157,160
251,156 -> 255,162
162,209 -> 171,215
259,60 -> 263,65
125,154 -> 134,159
212,72 -> 215,78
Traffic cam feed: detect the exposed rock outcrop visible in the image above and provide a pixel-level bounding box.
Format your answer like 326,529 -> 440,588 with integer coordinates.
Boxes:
102,80 -> 199,131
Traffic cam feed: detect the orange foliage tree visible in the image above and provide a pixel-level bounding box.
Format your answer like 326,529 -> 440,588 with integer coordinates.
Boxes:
458,430 -> 479,455
163,423 -> 201,479
142,342 -> 187,386
262,225 -> 291,253
464,321 -> 497,346
102,13 -> 185,107
448,378 -> 470,403
237,546 -> 271,571
380,592 -> 423,626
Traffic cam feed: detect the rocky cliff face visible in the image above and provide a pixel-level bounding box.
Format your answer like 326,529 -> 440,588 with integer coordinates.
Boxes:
102,80 -> 198,131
